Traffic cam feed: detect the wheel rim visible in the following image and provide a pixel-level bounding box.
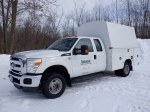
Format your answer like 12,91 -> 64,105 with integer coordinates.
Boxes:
124,64 -> 129,74
49,78 -> 62,94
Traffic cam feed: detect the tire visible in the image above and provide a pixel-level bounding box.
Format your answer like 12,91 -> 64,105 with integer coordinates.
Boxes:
114,70 -> 121,76
115,62 -> 130,77
42,73 -> 66,99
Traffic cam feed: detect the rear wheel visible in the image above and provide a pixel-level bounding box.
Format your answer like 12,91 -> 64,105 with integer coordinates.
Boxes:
42,73 -> 66,99
115,62 -> 130,77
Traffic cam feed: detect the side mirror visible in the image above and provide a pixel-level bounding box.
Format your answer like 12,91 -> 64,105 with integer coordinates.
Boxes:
73,45 -> 89,55
81,45 -> 88,55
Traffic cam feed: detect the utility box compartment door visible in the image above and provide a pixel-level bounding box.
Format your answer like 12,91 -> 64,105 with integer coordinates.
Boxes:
133,48 -> 138,65
112,49 -> 124,71
123,48 -> 134,57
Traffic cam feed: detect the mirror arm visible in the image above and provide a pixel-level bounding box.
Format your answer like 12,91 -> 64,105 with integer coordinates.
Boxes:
73,48 -> 81,55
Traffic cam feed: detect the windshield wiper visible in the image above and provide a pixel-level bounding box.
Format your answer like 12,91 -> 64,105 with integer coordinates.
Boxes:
49,47 -> 60,51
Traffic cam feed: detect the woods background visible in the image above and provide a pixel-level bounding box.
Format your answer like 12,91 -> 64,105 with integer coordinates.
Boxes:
0,0 -> 150,54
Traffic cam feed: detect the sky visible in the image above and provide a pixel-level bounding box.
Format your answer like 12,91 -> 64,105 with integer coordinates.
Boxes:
16,0 -> 112,26
58,0 -> 111,15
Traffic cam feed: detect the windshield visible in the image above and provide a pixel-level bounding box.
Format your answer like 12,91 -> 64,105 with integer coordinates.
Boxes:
47,38 -> 78,51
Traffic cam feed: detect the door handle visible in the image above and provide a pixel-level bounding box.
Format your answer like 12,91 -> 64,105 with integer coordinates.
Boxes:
94,55 -> 96,59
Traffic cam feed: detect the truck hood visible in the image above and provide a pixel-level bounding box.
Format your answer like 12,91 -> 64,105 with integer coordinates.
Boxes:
14,50 -> 65,59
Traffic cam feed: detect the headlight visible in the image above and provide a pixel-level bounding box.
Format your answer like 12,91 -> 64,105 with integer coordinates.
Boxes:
27,59 -> 42,73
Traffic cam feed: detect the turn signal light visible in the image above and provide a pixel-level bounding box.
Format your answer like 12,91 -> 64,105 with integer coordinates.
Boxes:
85,50 -> 88,54
35,62 -> 42,66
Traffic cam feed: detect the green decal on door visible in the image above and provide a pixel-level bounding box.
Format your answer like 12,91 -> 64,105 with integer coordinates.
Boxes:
80,60 -> 92,65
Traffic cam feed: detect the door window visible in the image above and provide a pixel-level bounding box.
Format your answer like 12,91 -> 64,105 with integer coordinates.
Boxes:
94,39 -> 103,52
74,38 -> 93,53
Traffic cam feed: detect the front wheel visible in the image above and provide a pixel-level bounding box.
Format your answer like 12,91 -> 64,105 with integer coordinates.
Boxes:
115,62 -> 130,77
42,73 -> 66,99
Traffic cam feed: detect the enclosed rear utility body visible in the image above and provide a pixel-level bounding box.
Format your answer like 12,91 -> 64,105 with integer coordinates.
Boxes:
77,21 -> 138,71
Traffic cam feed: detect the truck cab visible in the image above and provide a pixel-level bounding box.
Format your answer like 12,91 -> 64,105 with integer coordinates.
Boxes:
9,21 -> 138,99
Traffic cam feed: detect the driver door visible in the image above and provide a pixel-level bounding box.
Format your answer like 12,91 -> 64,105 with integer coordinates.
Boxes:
71,38 -> 97,77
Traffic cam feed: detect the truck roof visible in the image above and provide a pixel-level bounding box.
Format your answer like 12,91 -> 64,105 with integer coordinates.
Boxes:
77,36 -> 100,39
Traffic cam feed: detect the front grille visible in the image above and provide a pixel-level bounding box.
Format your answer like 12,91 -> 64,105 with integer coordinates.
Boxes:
11,57 -> 20,61
10,58 -> 22,75
10,71 -> 21,77
12,69 -> 20,74
16,64 -> 21,67
13,77 -> 20,84
10,54 -> 26,76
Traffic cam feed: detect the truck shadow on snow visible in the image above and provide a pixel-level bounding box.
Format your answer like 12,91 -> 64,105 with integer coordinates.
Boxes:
71,72 -> 116,84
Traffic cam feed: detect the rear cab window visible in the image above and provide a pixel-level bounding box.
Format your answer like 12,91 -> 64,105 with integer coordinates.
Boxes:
93,39 -> 103,52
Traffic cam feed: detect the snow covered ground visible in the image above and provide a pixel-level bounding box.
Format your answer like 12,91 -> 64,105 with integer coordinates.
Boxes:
0,39 -> 150,112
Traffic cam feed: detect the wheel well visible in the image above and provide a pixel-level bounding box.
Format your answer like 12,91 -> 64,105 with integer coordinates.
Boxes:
125,59 -> 132,66
41,65 -> 72,87
125,59 -> 133,71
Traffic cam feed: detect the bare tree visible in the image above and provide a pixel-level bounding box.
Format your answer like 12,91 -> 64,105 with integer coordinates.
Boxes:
62,15 -> 77,37
0,24 -> 2,53
132,0 -> 150,38
111,0 -> 119,23
71,3 -> 86,27
92,4 -> 102,21
116,0 -> 119,23
9,0 -> 18,54
0,0 -> 11,53
0,0 -> 59,54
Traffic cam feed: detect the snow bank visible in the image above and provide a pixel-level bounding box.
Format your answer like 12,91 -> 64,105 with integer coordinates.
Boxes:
137,39 -> 150,64
0,54 -> 10,62
0,54 -> 10,69
0,54 -> 10,79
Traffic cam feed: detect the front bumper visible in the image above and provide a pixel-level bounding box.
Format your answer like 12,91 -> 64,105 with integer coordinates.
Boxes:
9,71 -> 42,91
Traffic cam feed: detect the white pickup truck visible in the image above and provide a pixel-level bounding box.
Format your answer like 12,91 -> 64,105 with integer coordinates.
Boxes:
9,21 -> 138,98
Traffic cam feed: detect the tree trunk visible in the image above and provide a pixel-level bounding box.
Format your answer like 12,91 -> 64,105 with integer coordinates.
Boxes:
9,0 -> 18,54
1,0 -> 8,53
0,25 -> 2,53
116,0 -> 118,23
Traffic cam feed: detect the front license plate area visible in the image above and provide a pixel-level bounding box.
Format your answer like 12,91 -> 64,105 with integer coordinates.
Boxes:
9,75 -> 20,84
